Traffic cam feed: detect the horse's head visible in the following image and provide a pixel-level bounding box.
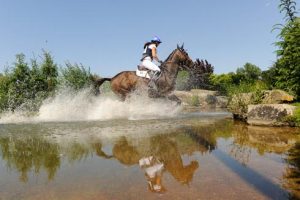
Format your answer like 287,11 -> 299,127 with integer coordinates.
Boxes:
173,44 -> 194,68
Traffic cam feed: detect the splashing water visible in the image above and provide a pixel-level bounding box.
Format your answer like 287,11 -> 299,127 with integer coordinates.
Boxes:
0,88 -> 181,124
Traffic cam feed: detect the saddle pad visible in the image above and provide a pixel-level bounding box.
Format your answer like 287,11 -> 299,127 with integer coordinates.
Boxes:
136,69 -> 151,79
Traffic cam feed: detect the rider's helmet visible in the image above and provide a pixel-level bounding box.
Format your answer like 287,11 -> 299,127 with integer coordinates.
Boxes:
151,36 -> 162,44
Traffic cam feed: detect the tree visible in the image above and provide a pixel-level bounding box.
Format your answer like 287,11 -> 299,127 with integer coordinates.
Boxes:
279,0 -> 297,22
273,18 -> 300,96
7,54 -> 32,110
60,62 -> 92,90
235,63 -> 262,84
40,50 -> 58,92
271,0 -> 300,97
186,59 -> 214,90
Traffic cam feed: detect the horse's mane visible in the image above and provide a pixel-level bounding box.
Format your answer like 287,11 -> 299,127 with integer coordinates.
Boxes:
164,44 -> 187,63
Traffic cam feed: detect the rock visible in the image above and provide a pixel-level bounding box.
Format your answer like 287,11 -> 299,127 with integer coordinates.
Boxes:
247,104 -> 296,126
173,90 -> 228,108
228,89 -> 294,121
261,90 -> 294,104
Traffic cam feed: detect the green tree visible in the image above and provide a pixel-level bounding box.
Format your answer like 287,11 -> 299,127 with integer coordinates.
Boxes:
273,17 -> 300,96
235,63 -> 262,84
0,73 -> 10,110
7,54 -> 32,111
41,50 -> 58,92
279,0 -> 297,22
60,62 -> 92,90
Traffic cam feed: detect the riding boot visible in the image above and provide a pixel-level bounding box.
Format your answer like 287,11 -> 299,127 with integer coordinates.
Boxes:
148,71 -> 160,90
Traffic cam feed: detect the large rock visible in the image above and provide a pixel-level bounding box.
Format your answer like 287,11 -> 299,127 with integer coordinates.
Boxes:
261,90 -> 294,104
173,89 -> 228,108
228,89 -> 295,121
247,104 -> 296,126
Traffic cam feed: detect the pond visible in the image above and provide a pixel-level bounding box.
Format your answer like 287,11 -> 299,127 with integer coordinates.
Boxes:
0,111 -> 299,200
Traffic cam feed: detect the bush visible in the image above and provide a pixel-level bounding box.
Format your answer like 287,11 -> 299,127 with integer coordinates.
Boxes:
60,62 -> 92,90
190,95 -> 200,106
176,70 -> 189,90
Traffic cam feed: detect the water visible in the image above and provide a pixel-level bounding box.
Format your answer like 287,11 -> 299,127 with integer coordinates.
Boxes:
0,111 -> 299,200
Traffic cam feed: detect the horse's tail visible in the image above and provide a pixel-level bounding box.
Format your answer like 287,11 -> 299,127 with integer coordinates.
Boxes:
93,78 -> 111,95
95,78 -> 111,87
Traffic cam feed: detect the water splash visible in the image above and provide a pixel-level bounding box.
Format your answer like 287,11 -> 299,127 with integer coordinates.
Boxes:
0,88 -> 181,124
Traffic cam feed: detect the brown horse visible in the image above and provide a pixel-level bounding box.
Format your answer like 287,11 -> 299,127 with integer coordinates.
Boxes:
95,45 -> 193,104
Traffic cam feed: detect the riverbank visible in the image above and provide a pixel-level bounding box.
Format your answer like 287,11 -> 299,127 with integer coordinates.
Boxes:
174,89 -> 300,127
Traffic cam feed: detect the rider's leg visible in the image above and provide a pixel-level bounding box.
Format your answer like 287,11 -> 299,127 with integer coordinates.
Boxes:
142,59 -> 161,72
142,59 -> 161,90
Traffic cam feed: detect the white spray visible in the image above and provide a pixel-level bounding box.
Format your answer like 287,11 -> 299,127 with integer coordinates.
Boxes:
0,87 -> 181,124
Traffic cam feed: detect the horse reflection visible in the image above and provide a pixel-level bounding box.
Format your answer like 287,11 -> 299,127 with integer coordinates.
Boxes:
93,134 -> 211,193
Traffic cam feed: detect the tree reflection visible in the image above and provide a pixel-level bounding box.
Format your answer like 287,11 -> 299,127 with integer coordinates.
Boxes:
283,142 -> 300,199
227,123 -> 299,165
0,136 -> 60,182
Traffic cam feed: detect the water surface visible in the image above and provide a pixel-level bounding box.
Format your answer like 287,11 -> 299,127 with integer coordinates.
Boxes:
0,111 -> 299,200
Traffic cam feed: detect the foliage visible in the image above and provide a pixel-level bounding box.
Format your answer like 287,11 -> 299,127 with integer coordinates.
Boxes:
272,18 -> 300,97
235,63 -> 262,84
285,103 -> 300,126
210,63 -> 266,96
60,62 -> 92,90
0,51 -> 99,113
190,95 -> 200,106
176,70 -> 189,90
226,81 -> 268,99
269,1 -> 300,98
6,54 -> 32,111
40,50 -> 58,93
209,73 -> 234,94
186,59 -> 214,90
0,73 -> 10,110
278,0 -> 297,22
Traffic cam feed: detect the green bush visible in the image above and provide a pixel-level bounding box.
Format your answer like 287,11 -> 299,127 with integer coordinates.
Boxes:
190,95 -> 200,106
287,103 -> 300,126
0,51 -> 104,113
176,70 -> 189,90
60,62 -> 92,90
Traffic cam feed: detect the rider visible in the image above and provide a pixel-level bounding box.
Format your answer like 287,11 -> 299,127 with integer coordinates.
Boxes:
140,36 -> 163,87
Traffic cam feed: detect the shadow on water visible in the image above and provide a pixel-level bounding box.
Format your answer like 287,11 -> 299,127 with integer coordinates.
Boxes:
0,117 -> 299,199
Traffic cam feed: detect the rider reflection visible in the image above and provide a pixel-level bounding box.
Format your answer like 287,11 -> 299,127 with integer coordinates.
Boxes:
139,156 -> 166,193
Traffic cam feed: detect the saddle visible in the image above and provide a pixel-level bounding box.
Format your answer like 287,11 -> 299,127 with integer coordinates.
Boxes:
137,65 -> 149,71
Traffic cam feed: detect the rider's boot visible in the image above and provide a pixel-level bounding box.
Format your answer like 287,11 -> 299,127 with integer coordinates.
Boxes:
148,71 -> 160,90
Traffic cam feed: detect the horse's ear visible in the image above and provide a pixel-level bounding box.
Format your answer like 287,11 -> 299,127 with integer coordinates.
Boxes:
177,44 -> 180,49
181,43 -> 184,50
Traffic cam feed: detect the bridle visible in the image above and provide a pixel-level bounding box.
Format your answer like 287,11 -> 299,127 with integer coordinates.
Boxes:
160,49 -> 192,75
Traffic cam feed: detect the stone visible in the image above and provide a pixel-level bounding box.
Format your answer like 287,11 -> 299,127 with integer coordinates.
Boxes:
173,90 -> 228,108
247,104 -> 296,126
261,90 -> 294,104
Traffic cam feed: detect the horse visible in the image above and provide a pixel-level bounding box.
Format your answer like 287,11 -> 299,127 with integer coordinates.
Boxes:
95,45 -> 193,104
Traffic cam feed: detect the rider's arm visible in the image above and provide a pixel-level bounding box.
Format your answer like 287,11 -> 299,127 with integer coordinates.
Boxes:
152,47 -> 159,62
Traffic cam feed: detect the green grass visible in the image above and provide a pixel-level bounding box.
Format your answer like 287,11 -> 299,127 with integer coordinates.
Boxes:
190,95 -> 200,106
284,103 -> 300,127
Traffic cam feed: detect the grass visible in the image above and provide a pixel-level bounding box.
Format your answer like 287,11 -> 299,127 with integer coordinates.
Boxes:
283,103 -> 300,127
190,95 -> 200,106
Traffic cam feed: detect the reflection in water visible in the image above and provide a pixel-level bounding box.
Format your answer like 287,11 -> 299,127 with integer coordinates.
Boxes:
0,136 -> 60,182
139,156 -> 165,193
284,142 -> 300,199
0,118 -> 299,199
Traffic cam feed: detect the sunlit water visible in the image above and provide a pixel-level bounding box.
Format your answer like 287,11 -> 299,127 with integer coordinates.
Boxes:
0,110 -> 299,200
